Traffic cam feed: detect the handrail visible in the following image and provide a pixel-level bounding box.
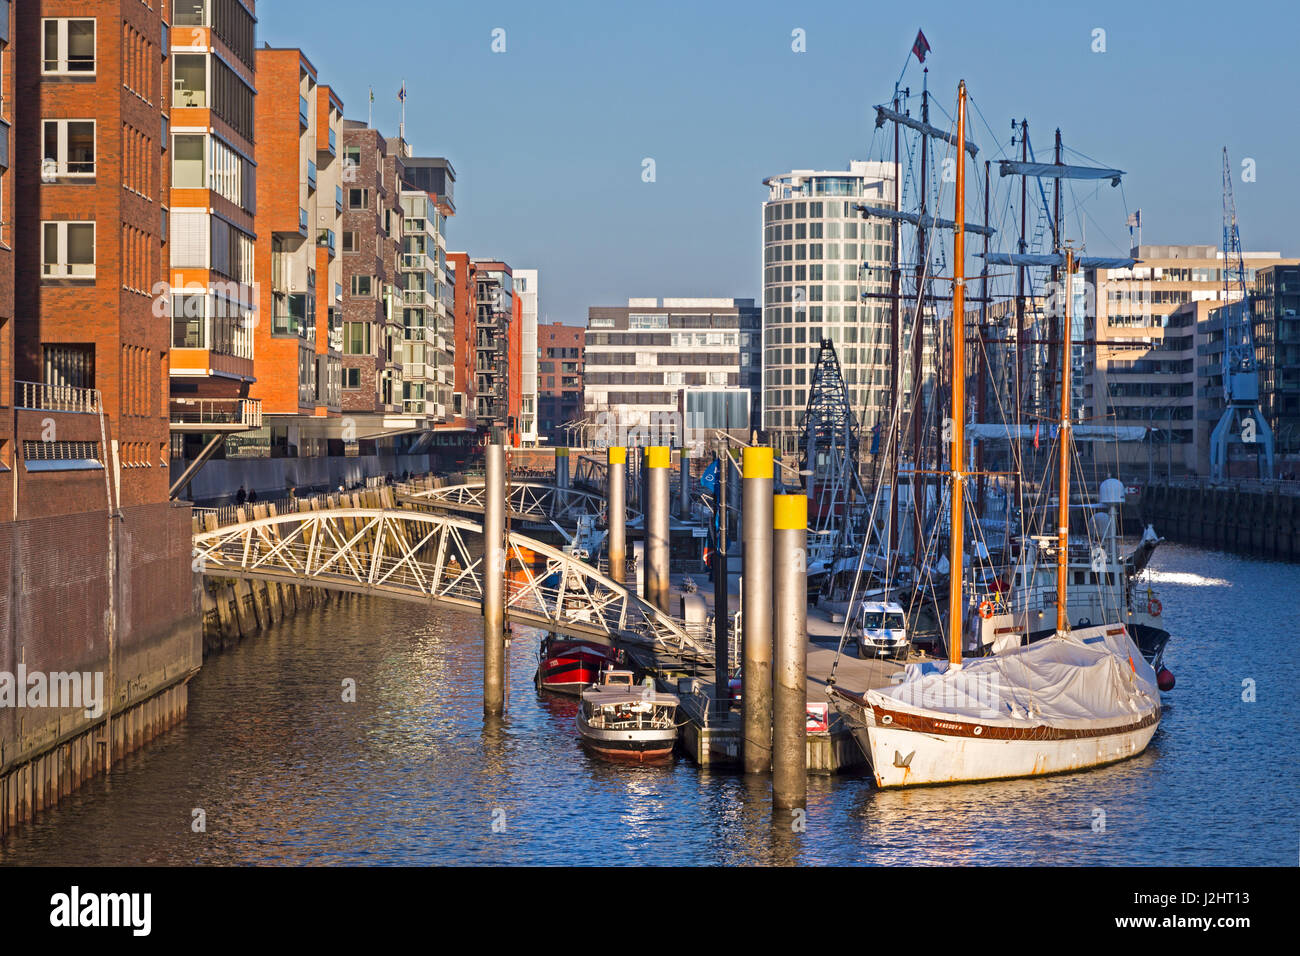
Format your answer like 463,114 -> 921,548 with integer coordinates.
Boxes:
15,380 -> 100,413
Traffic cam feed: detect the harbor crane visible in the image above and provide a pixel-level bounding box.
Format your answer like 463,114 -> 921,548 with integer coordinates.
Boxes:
1209,147 -> 1274,479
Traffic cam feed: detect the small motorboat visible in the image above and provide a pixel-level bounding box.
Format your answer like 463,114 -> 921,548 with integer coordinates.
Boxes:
576,670 -> 680,762
535,635 -> 621,696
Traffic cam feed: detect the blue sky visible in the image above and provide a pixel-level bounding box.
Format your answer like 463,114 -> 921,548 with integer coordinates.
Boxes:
263,0 -> 1299,324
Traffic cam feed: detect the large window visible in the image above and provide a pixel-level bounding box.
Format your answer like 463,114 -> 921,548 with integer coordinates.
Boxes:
41,221 -> 95,279
172,53 -> 206,107
173,133 -> 205,186
42,119 -> 95,177
347,188 -> 368,210
42,19 -> 95,75
350,275 -> 373,298
344,322 -> 372,355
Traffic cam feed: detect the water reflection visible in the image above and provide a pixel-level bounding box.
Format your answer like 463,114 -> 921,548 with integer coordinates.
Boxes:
0,543 -> 1294,865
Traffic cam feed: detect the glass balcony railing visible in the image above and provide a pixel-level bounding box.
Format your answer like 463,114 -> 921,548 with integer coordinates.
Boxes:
299,96 -> 310,128
299,208 -> 309,233
327,127 -> 337,155
307,160 -> 317,192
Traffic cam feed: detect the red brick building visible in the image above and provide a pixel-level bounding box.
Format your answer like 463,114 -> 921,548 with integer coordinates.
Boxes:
537,322 -> 585,444
2,0 -> 201,835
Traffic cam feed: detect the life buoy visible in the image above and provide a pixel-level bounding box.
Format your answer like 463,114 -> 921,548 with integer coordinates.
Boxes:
978,600 -> 995,619
1148,597 -> 1162,617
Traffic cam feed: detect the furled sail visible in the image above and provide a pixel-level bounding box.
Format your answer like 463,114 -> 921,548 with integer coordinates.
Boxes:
978,252 -> 1136,269
997,160 -> 1124,186
965,424 -> 1149,442
854,204 -> 996,238
874,105 -> 979,158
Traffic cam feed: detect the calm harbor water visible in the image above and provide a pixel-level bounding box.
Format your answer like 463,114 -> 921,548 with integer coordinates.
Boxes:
1,542 -> 1295,866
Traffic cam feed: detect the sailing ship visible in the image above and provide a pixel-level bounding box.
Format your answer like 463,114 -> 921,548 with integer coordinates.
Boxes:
828,81 -> 1163,788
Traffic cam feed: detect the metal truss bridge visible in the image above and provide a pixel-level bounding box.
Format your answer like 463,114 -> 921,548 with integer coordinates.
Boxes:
192,507 -> 710,663
398,481 -> 641,527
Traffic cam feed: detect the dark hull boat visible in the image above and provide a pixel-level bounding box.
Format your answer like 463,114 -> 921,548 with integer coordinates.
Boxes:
535,635 -> 621,695
576,670 -> 680,763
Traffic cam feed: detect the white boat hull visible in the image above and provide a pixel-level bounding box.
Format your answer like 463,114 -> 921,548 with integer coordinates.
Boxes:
861,715 -> 1158,788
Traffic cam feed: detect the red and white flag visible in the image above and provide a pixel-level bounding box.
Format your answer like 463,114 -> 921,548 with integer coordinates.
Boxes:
912,29 -> 931,63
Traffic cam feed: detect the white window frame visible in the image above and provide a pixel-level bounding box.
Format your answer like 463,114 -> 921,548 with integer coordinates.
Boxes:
41,221 -> 96,279
42,119 -> 96,178
42,18 -> 96,76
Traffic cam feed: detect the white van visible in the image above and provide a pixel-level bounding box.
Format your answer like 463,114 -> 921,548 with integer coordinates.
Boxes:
853,601 -> 908,660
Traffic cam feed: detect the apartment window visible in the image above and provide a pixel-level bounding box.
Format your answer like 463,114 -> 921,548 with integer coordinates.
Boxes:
172,294 -> 206,348
342,230 -> 358,252
350,275 -> 373,297
41,221 -> 95,279
173,133 -> 204,186
348,188 -> 368,210
172,53 -> 206,107
344,322 -> 371,355
343,367 -> 361,389
42,18 -> 95,75
41,120 -> 95,178
43,345 -> 95,390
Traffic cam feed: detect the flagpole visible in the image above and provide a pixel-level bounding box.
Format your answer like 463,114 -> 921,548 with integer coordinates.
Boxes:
368,85 -> 373,129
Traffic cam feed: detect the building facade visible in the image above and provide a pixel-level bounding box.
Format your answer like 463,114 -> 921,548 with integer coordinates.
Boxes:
1085,244 -> 1298,473
583,298 -> 760,446
514,268 -> 539,446
537,321 -> 583,445
761,162 -> 896,456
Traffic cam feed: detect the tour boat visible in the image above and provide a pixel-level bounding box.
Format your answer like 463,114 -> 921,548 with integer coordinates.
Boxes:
535,634 -> 622,695
576,670 -> 680,762
827,81 -> 1162,788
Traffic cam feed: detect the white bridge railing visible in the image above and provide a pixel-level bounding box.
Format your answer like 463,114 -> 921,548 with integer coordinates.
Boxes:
192,508 -> 710,662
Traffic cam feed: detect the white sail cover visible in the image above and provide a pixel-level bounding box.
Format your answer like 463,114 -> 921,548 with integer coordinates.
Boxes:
866,625 -> 1159,730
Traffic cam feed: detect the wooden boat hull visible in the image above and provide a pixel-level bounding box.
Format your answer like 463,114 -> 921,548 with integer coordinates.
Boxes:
831,690 -> 1159,788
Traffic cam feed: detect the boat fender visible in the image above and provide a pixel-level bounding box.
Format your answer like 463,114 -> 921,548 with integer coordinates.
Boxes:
1157,668 -> 1175,692
978,600 -> 995,619
1148,597 -> 1162,617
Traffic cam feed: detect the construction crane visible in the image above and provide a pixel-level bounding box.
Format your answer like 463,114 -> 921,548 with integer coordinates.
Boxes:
799,339 -> 866,570
1209,147 -> 1274,479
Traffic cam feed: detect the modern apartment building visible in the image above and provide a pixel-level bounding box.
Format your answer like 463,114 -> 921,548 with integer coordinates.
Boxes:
514,268 -> 539,446
167,0 -> 260,452
339,120 -> 403,422
472,259 -> 519,443
443,251 -> 477,441
249,47 -> 343,453
1250,264 -> 1300,455
537,322 -> 583,444
761,162 -> 897,456
1085,244 -> 1298,472
583,298 -> 761,445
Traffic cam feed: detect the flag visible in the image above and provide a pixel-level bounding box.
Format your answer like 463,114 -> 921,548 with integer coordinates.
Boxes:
397,82 -> 406,103
1033,421 -> 1040,450
1126,209 -> 1141,238
369,86 -> 374,104
700,459 -> 719,494
912,29 -> 931,63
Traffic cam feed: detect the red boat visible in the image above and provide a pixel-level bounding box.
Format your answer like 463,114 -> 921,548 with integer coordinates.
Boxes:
535,635 -> 621,695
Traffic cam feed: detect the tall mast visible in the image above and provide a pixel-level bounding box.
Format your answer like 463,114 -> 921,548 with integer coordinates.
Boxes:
976,159 -> 989,517
912,76 -> 929,561
1055,247 -> 1074,634
947,81 -> 967,668
889,90 -> 903,562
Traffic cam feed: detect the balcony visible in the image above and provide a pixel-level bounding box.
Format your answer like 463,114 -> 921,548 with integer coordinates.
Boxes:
307,160 -> 317,192
327,127 -> 337,156
299,96 -> 310,129
401,252 -> 428,271
299,207 -> 309,235
16,380 -> 99,413
170,397 -> 263,433
317,228 -> 336,257
335,185 -> 343,214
